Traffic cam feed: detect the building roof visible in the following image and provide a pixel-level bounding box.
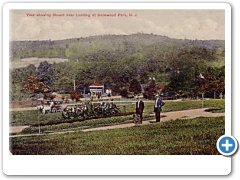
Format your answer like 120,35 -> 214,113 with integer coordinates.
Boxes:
52,92 -> 64,101
89,82 -> 103,87
37,92 -> 64,101
156,85 -> 165,89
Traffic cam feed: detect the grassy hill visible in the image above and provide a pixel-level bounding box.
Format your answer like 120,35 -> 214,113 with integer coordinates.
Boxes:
10,58 -> 68,69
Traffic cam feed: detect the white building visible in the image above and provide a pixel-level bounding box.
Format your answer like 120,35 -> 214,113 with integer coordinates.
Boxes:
89,82 -> 104,96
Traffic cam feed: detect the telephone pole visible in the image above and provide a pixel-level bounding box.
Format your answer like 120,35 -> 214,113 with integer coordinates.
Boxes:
73,79 -> 76,91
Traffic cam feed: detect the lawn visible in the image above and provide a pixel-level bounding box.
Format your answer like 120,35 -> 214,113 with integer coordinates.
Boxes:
10,99 -> 225,126
10,116 -> 225,155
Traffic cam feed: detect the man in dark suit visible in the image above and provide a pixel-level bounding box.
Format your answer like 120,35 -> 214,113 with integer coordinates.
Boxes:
154,94 -> 165,122
136,97 -> 145,124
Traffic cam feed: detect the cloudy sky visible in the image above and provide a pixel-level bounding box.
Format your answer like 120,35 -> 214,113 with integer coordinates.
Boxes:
10,9 -> 225,41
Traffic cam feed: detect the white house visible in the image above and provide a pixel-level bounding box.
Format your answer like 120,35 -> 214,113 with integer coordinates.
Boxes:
89,82 -> 104,96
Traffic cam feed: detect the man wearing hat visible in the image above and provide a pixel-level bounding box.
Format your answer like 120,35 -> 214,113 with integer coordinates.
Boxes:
154,94 -> 165,122
135,96 -> 145,124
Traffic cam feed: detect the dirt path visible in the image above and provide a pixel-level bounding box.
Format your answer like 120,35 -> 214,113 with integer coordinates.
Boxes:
9,107 -> 37,111
9,108 -> 224,135
83,108 -> 225,132
10,126 -> 30,133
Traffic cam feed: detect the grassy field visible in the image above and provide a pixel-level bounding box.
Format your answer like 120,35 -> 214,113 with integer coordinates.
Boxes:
9,99 -> 225,155
20,114 -> 137,134
206,56 -> 225,68
139,99 -> 225,113
10,99 -> 225,127
10,116 -> 224,155
10,110 -> 63,126
10,58 -> 68,69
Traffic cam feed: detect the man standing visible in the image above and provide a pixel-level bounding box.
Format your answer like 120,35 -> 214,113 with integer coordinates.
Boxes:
154,94 -> 165,122
50,100 -> 54,112
136,97 -> 145,124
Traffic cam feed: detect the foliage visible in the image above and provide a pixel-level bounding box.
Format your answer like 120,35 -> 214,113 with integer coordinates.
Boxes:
70,90 -> 81,102
129,79 -> 142,95
43,93 -> 56,100
194,66 -> 225,98
119,88 -> 129,98
143,79 -> 158,99
10,34 -> 225,100
36,61 -> 54,86
10,83 -> 27,101
10,65 -> 38,101
22,75 -> 51,98
53,76 -> 73,93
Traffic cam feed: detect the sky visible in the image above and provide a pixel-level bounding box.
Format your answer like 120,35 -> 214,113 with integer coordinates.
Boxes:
10,9 -> 225,41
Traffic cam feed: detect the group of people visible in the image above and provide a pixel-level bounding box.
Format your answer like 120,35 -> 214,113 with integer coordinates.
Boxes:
135,94 -> 165,124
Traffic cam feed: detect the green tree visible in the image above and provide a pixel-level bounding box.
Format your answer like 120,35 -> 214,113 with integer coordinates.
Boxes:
53,76 -> 73,93
215,66 -> 225,99
216,75 -> 225,99
143,79 -> 158,100
10,84 -> 26,101
36,61 -> 54,86
65,43 -> 93,62
129,79 -> 141,95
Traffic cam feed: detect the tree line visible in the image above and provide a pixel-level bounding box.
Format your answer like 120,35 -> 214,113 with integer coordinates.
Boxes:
9,34 -> 225,101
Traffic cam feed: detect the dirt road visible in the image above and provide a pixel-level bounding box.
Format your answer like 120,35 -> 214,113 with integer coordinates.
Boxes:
83,108 -> 225,132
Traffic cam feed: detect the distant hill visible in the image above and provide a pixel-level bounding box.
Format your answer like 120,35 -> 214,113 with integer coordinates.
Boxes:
10,33 -> 224,61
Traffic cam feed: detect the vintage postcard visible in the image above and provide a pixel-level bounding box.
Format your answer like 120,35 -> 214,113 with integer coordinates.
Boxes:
3,2 -> 233,175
